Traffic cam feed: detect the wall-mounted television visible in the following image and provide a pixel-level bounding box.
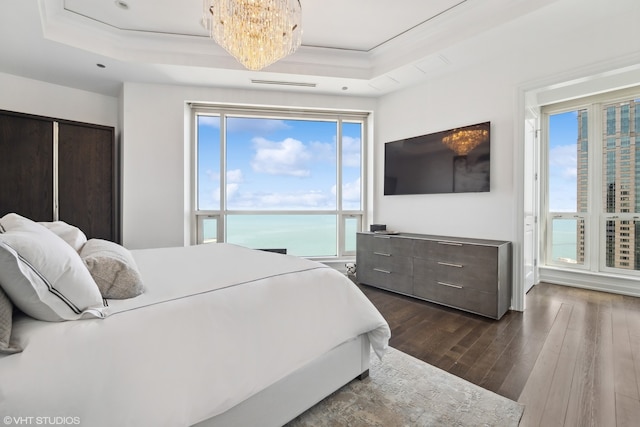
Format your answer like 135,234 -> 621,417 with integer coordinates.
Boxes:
384,121 -> 490,195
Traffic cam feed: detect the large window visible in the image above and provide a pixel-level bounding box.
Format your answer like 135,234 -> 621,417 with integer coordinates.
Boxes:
193,106 -> 367,258
544,89 -> 640,275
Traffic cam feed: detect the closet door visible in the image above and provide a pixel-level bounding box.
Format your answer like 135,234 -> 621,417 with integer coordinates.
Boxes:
0,112 -> 54,221
58,122 -> 116,242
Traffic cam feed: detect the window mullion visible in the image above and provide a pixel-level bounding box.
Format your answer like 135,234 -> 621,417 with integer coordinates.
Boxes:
336,119 -> 343,257
220,114 -> 227,242
589,103 -> 602,272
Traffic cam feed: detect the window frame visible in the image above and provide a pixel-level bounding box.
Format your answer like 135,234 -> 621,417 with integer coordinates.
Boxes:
542,86 -> 640,277
191,104 -> 368,260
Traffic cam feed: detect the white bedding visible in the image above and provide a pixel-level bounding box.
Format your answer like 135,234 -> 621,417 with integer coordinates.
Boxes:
0,243 -> 390,426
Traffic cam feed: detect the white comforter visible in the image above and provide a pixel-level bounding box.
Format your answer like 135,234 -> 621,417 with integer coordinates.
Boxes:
0,244 -> 390,426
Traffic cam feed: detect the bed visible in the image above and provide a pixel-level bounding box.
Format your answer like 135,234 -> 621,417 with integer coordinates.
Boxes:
0,214 -> 390,426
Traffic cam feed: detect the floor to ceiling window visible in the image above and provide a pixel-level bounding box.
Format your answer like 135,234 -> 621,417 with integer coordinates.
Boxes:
192,106 -> 368,258
543,87 -> 640,277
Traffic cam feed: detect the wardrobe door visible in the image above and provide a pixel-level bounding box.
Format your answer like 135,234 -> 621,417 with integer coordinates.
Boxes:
58,122 -> 116,242
0,113 -> 54,221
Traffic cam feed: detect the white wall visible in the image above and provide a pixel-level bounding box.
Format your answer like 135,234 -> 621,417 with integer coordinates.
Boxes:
121,83 -> 377,249
375,0 -> 639,307
0,72 -> 118,127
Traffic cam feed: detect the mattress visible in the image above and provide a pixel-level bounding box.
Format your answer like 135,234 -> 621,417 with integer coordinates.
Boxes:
0,243 -> 390,426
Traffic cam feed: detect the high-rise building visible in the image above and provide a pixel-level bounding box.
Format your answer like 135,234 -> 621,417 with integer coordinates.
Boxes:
579,99 -> 640,270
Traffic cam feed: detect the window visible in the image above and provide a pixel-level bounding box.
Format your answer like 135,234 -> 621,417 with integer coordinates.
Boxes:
544,89 -> 640,275
193,106 -> 367,258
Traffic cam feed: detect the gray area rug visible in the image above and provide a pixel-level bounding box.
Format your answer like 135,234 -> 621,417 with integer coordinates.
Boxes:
287,347 -> 524,426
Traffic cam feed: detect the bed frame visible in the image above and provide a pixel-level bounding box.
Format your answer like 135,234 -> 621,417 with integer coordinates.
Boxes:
194,334 -> 371,427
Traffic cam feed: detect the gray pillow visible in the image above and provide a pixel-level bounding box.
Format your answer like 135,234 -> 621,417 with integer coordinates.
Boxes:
81,239 -> 145,299
0,286 -> 22,354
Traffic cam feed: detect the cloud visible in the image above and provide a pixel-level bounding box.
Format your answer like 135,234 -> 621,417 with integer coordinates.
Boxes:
227,190 -> 335,210
309,140 -> 335,162
342,178 -> 361,202
251,137 -> 312,177
549,144 -> 577,179
225,169 -> 244,200
332,178 -> 361,199
226,117 -> 290,134
548,144 -> 577,211
342,135 -> 361,168
227,169 -> 243,183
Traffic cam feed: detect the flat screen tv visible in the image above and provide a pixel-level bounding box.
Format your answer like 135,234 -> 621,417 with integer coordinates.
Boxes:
384,121 -> 490,195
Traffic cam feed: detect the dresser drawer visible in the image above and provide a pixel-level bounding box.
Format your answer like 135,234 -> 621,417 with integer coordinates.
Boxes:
357,264 -> 413,295
413,279 -> 498,318
414,239 -> 496,265
413,258 -> 497,293
358,233 -> 415,257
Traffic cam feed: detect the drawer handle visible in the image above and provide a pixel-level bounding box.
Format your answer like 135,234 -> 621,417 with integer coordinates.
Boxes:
374,252 -> 391,257
437,281 -> 463,289
437,241 -> 463,246
374,268 -> 391,274
437,261 -> 463,268
374,235 -> 392,239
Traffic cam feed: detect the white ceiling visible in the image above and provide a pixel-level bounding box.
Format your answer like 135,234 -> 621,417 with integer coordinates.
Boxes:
0,0 -> 563,97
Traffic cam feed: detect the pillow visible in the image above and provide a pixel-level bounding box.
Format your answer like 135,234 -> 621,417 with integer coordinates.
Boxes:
0,286 -> 21,354
0,213 -> 108,322
38,221 -> 87,252
81,239 -> 145,299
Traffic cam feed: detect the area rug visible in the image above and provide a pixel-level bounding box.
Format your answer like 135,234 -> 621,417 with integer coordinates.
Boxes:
286,347 -> 524,426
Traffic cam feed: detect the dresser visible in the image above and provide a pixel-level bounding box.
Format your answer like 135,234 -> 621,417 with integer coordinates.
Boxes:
356,232 -> 512,319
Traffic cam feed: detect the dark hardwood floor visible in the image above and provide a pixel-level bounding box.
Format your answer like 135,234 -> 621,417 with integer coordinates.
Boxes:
358,281 -> 640,426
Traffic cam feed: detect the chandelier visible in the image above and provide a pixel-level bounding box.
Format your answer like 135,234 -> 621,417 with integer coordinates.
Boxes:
203,0 -> 303,71
442,126 -> 489,156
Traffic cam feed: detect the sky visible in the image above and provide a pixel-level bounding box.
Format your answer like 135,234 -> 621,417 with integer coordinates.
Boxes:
197,115 -> 362,211
548,110 -> 579,212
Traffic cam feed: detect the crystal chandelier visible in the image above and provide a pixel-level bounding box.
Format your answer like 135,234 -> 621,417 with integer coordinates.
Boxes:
203,0 -> 303,71
442,126 -> 489,156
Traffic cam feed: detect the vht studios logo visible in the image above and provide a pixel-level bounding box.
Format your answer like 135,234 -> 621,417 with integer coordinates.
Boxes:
3,416 -> 81,425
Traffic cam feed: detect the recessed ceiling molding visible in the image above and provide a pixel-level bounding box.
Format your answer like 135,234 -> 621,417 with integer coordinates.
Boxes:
368,75 -> 400,91
415,55 -> 450,74
387,65 -> 432,85
40,0 -> 375,80
368,0 -> 561,77
31,0 -> 567,97
251,79 -> 317,88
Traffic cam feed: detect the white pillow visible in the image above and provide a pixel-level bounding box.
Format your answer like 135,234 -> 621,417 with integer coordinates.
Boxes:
0,213 -> 108,322
39,221 -> 88,252
81,239 -> 145,300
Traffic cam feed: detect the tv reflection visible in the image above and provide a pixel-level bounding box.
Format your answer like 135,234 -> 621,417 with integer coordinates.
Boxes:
453,152 -> 490,192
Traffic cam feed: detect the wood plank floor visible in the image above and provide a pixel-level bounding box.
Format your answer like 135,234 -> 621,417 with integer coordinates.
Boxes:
358,281 -> 640,426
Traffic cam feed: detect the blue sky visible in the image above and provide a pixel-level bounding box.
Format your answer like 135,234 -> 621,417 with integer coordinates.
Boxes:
197,116 -> 362,211
548,110 -> 579,212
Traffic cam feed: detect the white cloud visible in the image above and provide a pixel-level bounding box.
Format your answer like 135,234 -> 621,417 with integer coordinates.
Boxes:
330,178 -> 361,209
309,140 -> 335,162
226,190 -> 335,210
342,135 -> 361,168
259,191 -> 331,208
226,183 -> 240,199
548,144 -> 578,211
226,118 -> 290,133
251,137 -> 312,177
342,178 -> 361,202
549,144 -> 577,179
227,169 -> 244,183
